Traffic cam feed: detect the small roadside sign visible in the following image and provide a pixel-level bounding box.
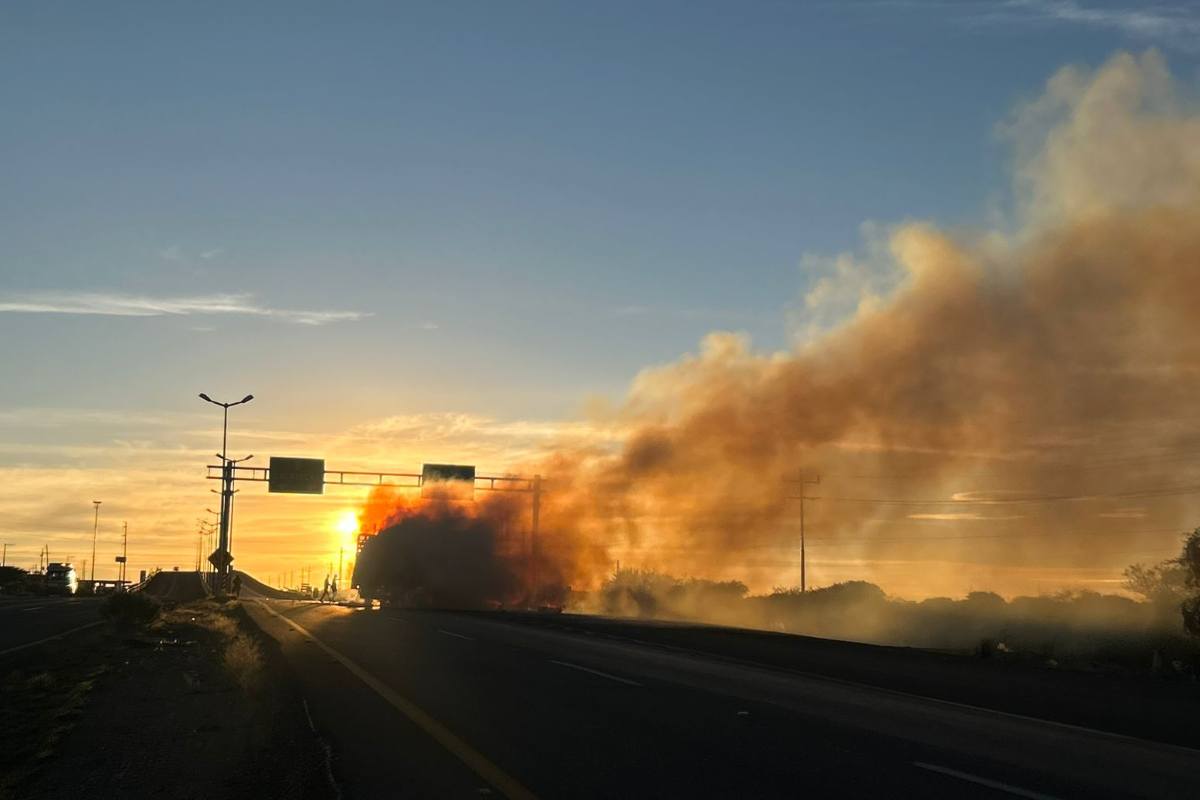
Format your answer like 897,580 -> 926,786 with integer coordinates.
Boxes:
208,549 -> 234,570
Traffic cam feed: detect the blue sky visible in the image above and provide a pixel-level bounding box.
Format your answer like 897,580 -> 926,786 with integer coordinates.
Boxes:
6,1 -> 1195,424
2,1 -> 1198,579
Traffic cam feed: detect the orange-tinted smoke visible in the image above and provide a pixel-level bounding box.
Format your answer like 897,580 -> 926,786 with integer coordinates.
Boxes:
363,52 -> 1200,600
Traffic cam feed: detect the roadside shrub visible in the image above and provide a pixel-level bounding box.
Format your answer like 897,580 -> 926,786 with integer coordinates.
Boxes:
101,591 -> 161,627
223,634 -> 264,692
0,565 -> 32,593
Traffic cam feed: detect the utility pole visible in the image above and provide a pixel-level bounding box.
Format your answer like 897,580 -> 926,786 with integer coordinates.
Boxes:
788,474 -> 821,593
91,500 -> 102,581
1,543 -> 6,567
121,521 -> 128,584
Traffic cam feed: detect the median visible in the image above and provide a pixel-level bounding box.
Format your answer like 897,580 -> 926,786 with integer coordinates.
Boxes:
1,594 -> 334,800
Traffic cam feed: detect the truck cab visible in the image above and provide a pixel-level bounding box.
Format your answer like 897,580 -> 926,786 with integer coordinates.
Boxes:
45,562 -> 78,596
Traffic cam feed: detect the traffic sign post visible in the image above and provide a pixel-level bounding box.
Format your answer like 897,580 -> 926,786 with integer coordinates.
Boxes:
208,548 -> 234,572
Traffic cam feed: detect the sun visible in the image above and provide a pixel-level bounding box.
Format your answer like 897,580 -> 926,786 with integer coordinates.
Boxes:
334,511 -> 360,549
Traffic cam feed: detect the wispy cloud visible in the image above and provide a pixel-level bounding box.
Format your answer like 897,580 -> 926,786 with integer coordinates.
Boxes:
0,291 -> 368,326
908,513 -> 1026,521
611,304 -> 751,323
1097,506 -> 1148,519
979,1 -> 1200,47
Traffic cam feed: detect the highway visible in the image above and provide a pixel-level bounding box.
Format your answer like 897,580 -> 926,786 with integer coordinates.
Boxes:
247,600 -> 1200,799
0,595 -> 104,657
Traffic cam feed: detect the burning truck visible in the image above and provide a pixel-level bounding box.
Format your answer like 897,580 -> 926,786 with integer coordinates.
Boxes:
351,464 -> 552,609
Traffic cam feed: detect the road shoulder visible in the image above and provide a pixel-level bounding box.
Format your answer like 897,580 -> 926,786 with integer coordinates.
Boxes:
5,598 -> 333,800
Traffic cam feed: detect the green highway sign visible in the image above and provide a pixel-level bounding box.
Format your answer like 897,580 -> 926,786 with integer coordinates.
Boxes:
269,457 -> 326,494
421,463 -> 476,484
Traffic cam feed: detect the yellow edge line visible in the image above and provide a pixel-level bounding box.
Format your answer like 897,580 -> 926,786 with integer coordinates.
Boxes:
254,600 -> 538,800
0,620 -> 106,657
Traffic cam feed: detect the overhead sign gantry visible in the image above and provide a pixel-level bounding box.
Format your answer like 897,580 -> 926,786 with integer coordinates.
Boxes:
206,457 -> 544,593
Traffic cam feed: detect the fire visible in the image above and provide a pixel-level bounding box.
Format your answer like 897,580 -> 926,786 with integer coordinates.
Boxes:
352,483 -> 544,608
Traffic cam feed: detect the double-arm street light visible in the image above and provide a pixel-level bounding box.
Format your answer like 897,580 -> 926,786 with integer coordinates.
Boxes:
198,393 -> 254,462
198,393 -> 254,592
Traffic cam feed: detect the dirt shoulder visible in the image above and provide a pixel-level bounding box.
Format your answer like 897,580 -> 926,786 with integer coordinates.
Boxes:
3,598 -> 334,800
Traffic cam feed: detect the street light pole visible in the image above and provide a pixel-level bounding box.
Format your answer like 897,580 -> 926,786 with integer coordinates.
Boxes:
198,393 -> 253,593
91,500 -> 101,582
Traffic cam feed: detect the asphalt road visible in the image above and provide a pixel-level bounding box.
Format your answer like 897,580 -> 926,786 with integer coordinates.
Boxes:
0,595 -> 104,657
247,600 -> 1200,799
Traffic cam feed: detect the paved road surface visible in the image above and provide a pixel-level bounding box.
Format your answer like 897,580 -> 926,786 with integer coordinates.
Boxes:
247,600 -> 1200,799
0,595 -> 103,656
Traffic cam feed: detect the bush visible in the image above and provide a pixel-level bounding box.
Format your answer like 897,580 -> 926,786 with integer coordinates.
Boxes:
101,591 -> 161,627
0,566 -> 31,593
223,634 -> 264,692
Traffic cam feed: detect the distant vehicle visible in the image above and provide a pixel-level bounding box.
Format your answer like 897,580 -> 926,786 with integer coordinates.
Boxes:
45,562 -> 78,596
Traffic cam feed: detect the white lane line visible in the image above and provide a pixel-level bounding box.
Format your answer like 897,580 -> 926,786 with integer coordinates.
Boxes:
302,698 -> 345,800
549,660 -> 643,687
23,606 -> 47,612
253,601 -> 537,800
439,629 -> 474,641
912,762 -> 1062,800
0,620 -> 106,657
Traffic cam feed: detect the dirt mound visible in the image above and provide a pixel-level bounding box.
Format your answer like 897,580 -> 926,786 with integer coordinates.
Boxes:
234,571 -> 304,600
139,571 -> 208,602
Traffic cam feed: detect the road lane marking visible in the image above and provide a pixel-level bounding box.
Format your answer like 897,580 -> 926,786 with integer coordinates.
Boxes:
439,629 -> 474,641
254,600 -> 537,800
0,620 -> 105,657
302,698 -> 344,800
549,660 -> 643,687
23,606 -> 47,612
912,762 -> 1061,800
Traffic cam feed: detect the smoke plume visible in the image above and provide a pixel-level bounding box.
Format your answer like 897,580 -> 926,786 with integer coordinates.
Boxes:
362,51 -> 1200,603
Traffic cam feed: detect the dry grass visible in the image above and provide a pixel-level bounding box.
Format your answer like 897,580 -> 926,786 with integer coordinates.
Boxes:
1,658 -> 106,796
223,634 -> 264,692
158,600 -> 265,693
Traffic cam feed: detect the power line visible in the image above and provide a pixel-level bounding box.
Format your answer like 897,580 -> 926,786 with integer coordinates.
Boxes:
809,484 -> 1200,506
814,441 -> 1200,479
538,526 -> 1186,550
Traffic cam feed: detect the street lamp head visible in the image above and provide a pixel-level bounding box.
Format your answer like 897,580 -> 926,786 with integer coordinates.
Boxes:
199,393 -> 212,402
241,394 -> 254,404
92,500 -> 101,506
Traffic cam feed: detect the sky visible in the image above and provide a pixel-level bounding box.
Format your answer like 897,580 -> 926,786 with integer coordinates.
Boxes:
2,1 -> 1199,593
